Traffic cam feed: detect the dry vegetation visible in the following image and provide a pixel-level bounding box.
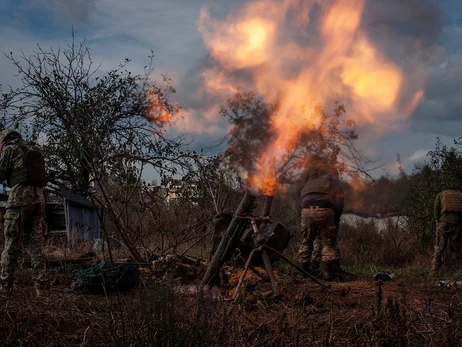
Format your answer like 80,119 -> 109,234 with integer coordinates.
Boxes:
2,34 -> 462,347
2,219 -> 462,347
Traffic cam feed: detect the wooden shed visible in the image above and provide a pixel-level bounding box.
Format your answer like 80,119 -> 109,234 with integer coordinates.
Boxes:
0,183 -> 102,247
45,182 -> 102,246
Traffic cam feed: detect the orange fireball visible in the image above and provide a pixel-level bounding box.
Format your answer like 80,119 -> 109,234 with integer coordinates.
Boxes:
198,0 -> 425,195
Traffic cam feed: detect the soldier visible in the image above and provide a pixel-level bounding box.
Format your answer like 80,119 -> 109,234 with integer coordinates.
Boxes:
296,156 -> 344,281
430,189 -> 462,278
0,129 -> 49,298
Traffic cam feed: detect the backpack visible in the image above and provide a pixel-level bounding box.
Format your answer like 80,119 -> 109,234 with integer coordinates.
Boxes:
301,174 -> 332,197
441,190 -> 462,213
9,144 -> 47,187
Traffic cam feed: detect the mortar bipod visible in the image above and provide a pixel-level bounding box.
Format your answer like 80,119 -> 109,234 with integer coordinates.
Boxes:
232,215 -> 280,300
232,215 -> 330,301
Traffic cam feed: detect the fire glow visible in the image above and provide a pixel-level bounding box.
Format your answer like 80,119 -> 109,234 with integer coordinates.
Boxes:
198,0 -> 425,195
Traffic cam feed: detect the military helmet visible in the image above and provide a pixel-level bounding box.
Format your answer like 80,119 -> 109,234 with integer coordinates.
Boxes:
0,129 -> 22,144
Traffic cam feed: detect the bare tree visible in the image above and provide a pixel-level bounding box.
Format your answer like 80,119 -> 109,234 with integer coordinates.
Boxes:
0,37 -> 196,261
1,37 -> 189,194
187,155 -> 243,214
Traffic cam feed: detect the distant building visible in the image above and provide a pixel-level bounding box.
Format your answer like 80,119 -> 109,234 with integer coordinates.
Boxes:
45,182 -> 103,246
144,177 -> 199,204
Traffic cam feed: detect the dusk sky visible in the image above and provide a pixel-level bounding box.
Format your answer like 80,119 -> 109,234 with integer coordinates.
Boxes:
0,0 -> 461,180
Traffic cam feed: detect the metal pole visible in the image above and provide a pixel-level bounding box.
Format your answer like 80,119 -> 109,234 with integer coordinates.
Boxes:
233,247 -> 259,300
262,195 -> 274,218
261,249 -> 281,297
202,190 -> 257,286
263,244 -> 330,290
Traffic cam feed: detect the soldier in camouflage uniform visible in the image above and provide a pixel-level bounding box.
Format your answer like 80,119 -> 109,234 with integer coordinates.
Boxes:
0,129 -> 49,297
430,190 -> 462,278
296,156 -> 344,281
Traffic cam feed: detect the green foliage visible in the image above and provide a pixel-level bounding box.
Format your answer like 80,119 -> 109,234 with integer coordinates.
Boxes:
404,138 -> 462,247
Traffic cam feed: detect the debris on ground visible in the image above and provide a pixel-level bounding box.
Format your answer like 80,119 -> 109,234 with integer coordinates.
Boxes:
437,280 -> 462,287
150,254 -> 208,284
174,284 -> 222,300
373,272 -> 396,281
70,261 -> 141,295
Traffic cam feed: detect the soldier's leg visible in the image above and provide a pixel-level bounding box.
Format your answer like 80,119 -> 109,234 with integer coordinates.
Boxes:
297,209 -> 316,272
0,208 -> 24,290
449,225 -> 462,267
331,222 -> 342,272
28,206 -> 49,292
430,222 -> 450,277
310,237 -> 321,273
318,210 -> 338,281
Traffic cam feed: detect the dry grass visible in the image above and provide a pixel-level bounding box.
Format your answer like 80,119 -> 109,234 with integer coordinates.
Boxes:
339,220 -> 421,268
4,216 -> 462,346
3,266 -> 462,346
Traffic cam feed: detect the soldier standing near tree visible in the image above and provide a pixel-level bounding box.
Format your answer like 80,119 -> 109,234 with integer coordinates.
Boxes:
0,129 -> 49,298
430,189 -> 462,278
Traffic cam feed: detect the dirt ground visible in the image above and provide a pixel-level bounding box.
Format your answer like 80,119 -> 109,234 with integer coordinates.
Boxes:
1,265 -> 462,346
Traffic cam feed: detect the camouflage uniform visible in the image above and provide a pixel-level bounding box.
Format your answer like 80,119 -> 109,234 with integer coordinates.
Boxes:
296,157 -> 344,280
309,223 -> 341,273
298,207 -> 338,265
0,130 -> 48,292
430,191 -> 462,277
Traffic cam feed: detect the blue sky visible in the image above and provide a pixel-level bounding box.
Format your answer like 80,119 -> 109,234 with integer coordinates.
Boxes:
0,0 -> 461,180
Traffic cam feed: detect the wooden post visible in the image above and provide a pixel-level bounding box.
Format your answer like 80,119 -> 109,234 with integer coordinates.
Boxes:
202,190 -> 258,286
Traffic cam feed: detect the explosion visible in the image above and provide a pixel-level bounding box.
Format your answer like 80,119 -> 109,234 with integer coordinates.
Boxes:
198,0 -> 426,195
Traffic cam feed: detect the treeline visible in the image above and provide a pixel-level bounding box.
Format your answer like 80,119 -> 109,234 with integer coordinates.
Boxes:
339,138 -> 462,247
1,37 -> 461,255
343,173 -> 418,217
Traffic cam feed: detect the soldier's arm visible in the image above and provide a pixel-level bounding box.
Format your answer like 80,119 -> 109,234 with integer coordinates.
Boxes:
434,193 -> 441,224
0,146 -> 13,183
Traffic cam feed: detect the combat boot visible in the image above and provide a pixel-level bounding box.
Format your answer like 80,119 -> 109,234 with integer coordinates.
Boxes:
310,260 -> 321,276
331,260 -> 355,282
331,259 -> 341,273
300,261 -> 311,274
322,261 -> 335,282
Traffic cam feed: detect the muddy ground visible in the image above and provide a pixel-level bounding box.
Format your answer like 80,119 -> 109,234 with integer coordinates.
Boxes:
1,265 -> 462,346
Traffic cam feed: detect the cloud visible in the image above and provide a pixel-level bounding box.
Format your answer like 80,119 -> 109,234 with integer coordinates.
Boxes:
411,53 -> 462,129
0,0 -> 461,179
39,0 -> 96,25
408,149 -> 429,164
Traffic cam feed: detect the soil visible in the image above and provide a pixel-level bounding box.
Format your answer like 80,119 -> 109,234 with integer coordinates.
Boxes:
1,265 -> 462,346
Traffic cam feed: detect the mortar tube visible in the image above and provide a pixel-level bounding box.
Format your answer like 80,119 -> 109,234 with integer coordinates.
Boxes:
202,189 -> 258,286
262,195 -> 274,218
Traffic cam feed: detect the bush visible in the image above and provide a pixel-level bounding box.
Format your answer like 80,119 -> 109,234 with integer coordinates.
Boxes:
404,139 -> 462,248
339,220 -> 419,267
